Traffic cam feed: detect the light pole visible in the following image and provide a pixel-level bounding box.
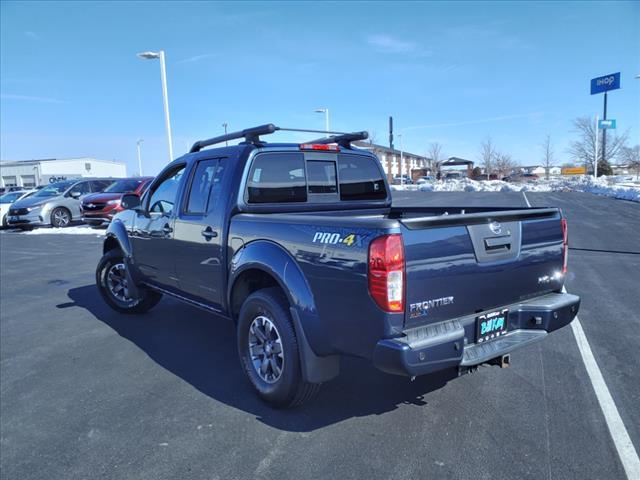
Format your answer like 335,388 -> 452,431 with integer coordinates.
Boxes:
136,139 -> 144,176
222,122 -> 228,146
398,133 -> 404,186
315,108 -> 330,134
137,50 -> 174,162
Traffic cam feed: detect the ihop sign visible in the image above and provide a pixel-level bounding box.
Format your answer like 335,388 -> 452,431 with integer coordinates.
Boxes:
590,72 -> 620,95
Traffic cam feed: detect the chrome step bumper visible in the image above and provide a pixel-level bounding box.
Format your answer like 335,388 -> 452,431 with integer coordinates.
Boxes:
373,292 -> 580,377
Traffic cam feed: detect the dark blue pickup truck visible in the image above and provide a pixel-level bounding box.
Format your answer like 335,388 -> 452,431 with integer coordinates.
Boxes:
97,124 -> 580,407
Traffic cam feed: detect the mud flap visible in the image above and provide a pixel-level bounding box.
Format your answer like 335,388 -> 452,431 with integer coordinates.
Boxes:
289,307 -> 339,383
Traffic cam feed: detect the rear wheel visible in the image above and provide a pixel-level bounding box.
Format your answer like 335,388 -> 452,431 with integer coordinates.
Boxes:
237,287 -> 321,408
96,249 -> 162,314
51,207 -> 71,228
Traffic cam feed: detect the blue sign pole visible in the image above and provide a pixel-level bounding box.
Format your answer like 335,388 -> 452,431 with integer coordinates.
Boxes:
590,72 -> 621,171
602,91 -> 608,168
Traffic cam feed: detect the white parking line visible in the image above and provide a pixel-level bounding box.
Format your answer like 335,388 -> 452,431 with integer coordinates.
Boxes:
522,191 -> 640,479
570,311 -> 640,479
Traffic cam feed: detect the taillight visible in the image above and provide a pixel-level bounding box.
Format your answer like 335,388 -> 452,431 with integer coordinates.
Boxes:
299,144 -> 340,151
561,218 -> 568,274
368,234 -> 405,312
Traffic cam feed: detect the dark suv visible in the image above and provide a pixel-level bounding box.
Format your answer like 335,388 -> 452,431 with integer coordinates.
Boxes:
96,124 -> 578,408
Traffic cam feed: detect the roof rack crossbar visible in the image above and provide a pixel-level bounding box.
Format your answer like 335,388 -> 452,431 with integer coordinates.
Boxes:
189,124 -> 369,153
305,131 -> 369,148
190,123 -> 278,153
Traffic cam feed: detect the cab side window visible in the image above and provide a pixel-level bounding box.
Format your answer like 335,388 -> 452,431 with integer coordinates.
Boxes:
185,160 -> 225,214
148,167 -> 185,215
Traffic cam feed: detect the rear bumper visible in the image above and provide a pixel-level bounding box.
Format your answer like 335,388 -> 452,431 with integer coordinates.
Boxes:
373,292 -> 580,377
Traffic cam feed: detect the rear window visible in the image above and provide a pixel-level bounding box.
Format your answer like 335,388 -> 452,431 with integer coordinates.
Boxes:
246,152 -> 387,204
247,153 -> 306,203
338,154 -> 386,201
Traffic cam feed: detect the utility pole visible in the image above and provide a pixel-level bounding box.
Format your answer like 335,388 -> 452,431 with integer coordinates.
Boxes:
315,108 -> 330,134
222,123 -> 228,146
137,50 -> 174,162
136,139 -> 144,176
399,133 -> 404,186
389,116 -> 394,150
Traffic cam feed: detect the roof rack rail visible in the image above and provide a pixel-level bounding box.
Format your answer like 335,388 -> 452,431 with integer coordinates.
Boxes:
189,124 -> 369,153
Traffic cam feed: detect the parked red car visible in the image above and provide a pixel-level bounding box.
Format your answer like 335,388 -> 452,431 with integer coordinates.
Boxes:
82,177 -> 153,226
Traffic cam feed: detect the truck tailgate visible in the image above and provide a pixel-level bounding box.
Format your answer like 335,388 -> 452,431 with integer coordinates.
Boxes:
399,208 -> 565,328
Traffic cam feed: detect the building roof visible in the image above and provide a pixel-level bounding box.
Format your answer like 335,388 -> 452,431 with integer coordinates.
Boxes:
353,141 -> 429,160
441,157 -> 473,166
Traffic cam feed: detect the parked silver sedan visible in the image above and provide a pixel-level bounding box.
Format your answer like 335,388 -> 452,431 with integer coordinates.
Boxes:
7,178 -> 113,229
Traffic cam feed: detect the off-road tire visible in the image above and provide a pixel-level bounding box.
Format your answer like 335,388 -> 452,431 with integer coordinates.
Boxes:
96,249 -> 162,314
237,287 -> 321,408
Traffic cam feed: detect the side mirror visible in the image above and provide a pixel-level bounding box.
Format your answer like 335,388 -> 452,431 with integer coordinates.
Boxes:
69,191 -> 81,199
121,193 -> 141,210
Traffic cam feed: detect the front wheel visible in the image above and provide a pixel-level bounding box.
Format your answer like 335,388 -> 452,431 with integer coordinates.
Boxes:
96,249 -> 162,314
237,287 -> 321,408
51,207 -> 71,228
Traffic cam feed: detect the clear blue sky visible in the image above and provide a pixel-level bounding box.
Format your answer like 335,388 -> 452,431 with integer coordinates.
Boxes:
1,1 -> 639,175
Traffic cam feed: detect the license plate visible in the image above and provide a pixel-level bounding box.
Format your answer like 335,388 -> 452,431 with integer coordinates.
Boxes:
9,216 -> 19,222
476,309 -> 509,343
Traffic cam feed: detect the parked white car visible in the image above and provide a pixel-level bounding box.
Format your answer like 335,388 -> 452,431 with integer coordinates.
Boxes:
0,190 -> 36,227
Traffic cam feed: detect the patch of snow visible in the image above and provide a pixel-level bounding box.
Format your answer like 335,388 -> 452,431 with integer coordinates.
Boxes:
22,226 -> 106,236
413,176 -> 640,202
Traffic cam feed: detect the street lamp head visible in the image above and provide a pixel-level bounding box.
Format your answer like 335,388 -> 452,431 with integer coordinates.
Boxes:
136,139 -> 144,146
315,108 -> 326,113
137,51 -> 160,60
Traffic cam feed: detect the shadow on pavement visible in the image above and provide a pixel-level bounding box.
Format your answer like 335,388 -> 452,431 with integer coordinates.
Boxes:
58,285 -> 456,432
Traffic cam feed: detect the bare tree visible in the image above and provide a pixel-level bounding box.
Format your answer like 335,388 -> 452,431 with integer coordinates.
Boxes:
541,134 -> 554,180
568,117 -> 629,175
493,152 -> 518,178
621,145 -> 640,180
479,137 -> 497,175
426,142 -> 444,172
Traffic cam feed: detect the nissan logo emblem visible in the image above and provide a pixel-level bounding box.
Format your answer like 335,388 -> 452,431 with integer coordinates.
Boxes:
489,221 -> 502,235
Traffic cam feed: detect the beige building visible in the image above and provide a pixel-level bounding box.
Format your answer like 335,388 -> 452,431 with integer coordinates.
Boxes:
354,141 -> 431,182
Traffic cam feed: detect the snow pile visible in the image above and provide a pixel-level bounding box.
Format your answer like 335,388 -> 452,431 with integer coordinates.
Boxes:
23,226 -> 106,236
398,176 -> 640,202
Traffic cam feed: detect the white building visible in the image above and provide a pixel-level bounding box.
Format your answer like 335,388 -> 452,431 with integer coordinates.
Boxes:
0,157 -> 127,188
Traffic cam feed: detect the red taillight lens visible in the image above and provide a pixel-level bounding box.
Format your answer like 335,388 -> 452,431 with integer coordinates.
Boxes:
561,218 -> 568,274
368,234 -> 405,312
299,144 -> 340,151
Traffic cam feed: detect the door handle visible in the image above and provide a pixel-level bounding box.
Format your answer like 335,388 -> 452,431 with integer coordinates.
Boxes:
162,224 -> 173,236
201,226 -> 218,240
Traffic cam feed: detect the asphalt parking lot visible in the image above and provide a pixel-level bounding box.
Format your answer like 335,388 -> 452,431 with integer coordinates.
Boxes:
1,191 -> 638,480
